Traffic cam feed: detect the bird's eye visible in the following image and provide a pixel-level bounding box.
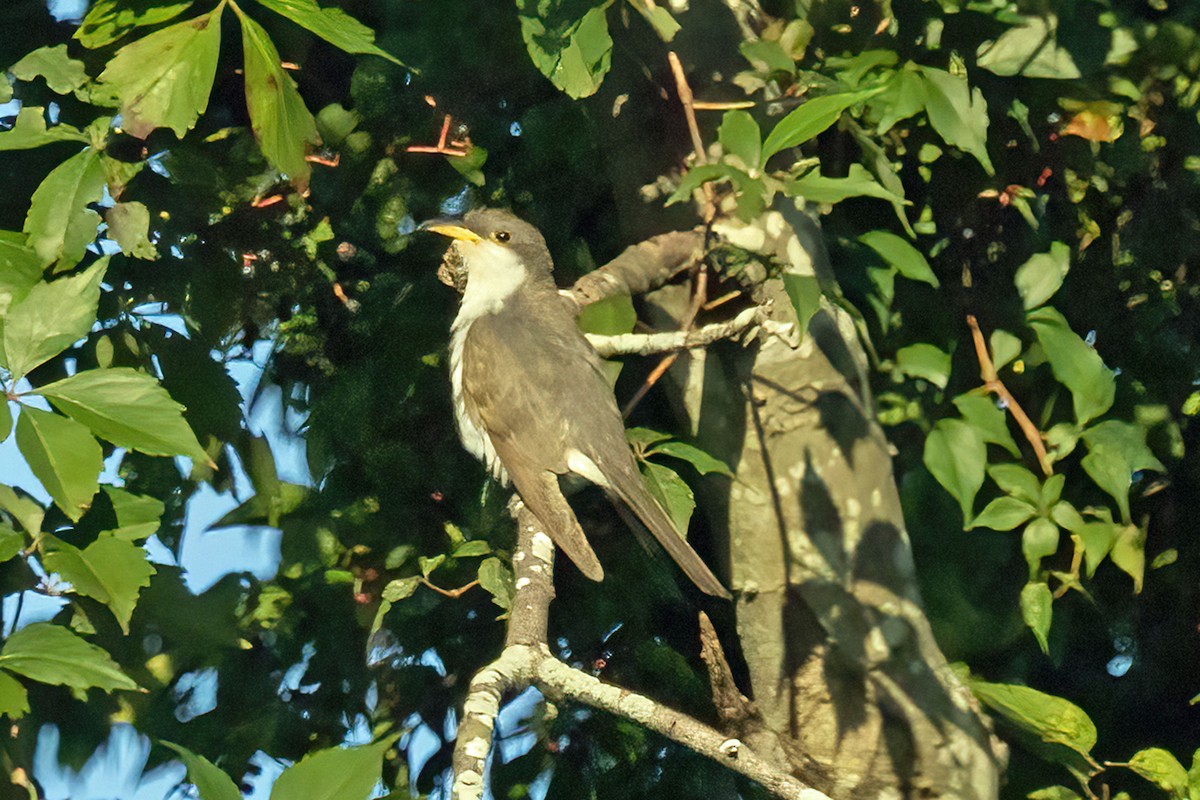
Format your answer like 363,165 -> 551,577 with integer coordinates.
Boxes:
493,230 -> 511,243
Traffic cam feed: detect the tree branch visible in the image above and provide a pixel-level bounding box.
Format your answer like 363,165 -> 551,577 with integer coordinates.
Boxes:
585,305 -> 762,357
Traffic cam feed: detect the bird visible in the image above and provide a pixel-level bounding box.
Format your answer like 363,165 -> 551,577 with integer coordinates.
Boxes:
422,208 -> 729,599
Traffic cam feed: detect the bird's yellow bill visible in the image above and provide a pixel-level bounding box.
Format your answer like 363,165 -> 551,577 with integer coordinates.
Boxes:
424,224 -> 482,243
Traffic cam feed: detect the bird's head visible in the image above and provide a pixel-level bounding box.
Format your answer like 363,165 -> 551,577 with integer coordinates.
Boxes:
421,209 -> 552,294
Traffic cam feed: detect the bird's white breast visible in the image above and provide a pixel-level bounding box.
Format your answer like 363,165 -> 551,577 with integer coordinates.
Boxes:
449,241 -> 527,484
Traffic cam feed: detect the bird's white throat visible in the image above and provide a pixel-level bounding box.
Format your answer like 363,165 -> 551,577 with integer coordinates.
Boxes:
448,241 -> 527,482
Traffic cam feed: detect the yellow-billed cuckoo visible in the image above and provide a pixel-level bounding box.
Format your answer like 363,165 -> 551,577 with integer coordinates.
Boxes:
423,209 -> 729,599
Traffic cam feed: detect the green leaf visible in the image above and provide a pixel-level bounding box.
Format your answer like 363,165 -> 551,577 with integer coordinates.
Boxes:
787,163 -> 907,207
0,671 -> 30,719
160,741 -> 242,800
10,45 -> 90,94
34,367 -> 210,464
954,395 -> 1020,456
1049,501 -> 1085,533
0,232 -> 43,316
15,407 -> 101,522
858,230 -> 939,287
967,678 -> 1097,758
718,110 -> 761,168
1020,581 -> 1053,654
968,497 -> 1036,531
0,107 -> 89,151
1124,748 -> 1188,796
923,418 -> 986,520
976,16 -> 1081,80
627,0 -> 679,41
896,343 -> 951,389
105,202 -> 159,259
253,0 -> 402,64
269,737 -> 396,800
1027,786 -> 1082,800
762,87 -> 883,161
77,0 -> 194,49
239,11 -> 321,191
666,163 -> 739,206
448,144 -> 488,187
0,401 -> 10,443
0,622 -> 138,693
1040,473 -> 1065,506
418,554 -> 445,578
918,66 -> 994,175
990,329 -> 1022,371
646,441 -> 734,477
1015,242 -> 1070,310
453,540 -> 492,558
478,557 -> 513,611
578,293 -> 636,382
98,9 -> 223,138
0,525 -> 24,564
1022,517 -> 1060,574
22,148 -> 107,269
1075,521 -> 1121,577
640,461 -> 695,535
626,427 -> 672,449
782,273 -> 821,341
0,485 -> 44,535
43,535 -> 156,633
987,463 -> 1042,504
518,1 -> 613,100
381,576 -> 420,602
1028,307 -> 1115,425
874,67 -> 927,133
1081,449 -> 1132,524
1110,522 -> 1145,593
1081,420 -> 1165,473
101,486 -> 164,541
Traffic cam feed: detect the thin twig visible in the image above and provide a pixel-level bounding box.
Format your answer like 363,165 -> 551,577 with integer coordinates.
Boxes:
966,315 -> 1053,476
420,577 -> 480,599
586,305 -> 760,358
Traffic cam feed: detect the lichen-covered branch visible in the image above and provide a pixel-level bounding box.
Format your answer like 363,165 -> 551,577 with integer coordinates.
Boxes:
585,305 -> 762,357
569,229 -> 704,306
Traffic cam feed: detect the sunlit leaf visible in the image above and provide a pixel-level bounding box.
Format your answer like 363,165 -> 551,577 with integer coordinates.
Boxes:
0,401 -> 10,443
105,202 -> 159,259
987,463 -> 1041,504
1028,307 -> 1115,425
43,535 -> 155,633
15,407 -> 101,522
1124,748 -> 1188,796
967,677 -> 1097,757
976,16 -> 1081,79
1022,517 -> 1060,574
0,107 -> 89,151
0,485 -> 44,536
787,163 -> 908,207
968,497 -> 1036,531
1075,520 -> 1121,577
718,109 -> 761,168
22,148 -> 107,269
919,66 -> 994,175
478,557 -> 513,611
954,395 -> 1020,456
253,0 -> 403,64
76,0 -> 195,49
923,418 -> 986,520
989,329 -> 1022,371
0,671 -> 29,719
0,525 -> 23,565
35,367 -> 210,465
1080,421 -> 1165,473
1082,449 -> 1132,524
160,741 -> 242,800
627,0 -> 679,41
858,230 -> 939,287
98,9 -> 223,138
762,86 -> 883,160
100,486 -> 165,541
10,45 -> 90,94
239,11 -> 321,190
640,461 -> 694,535
0,622 -> 138,693
1110,522 -> 1145,593
896,343 -> 951,388
647,441 -> 734,477
1020,581 -> 1053,654
269,737 -> 396,800
518,1 -> 612,99
381,577 -> 420,602
782,273 -> 821,341
1015,242 -> 1070,310
874,67 -> 926,133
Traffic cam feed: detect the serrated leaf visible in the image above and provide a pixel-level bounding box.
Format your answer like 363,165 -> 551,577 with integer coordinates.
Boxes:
896,343 -> 951,388
3,258 -> 106,379
923,418 -> 986,520
106,202 -> 159,259
381,577 -> 420,602
34,367 -> 209,464
0,670 -> 29,719
269,737 -> 396,800
100,486 -> 164,541
0,622 -> 137,693
640,461 -> 694,534
518,1 -> 612,99
1015,242 -> 1070,310
239,12 -> 320,191
10,45 -> 89,94
762,87 -> 883,161
918,66 -> 994,175
253,0 -> 402,64
954,395 -> 1020,456
1020,581 -> 1053,654
858,230 -> 939,287
1022,517 -> 1060,574
0,232 -> 43,320
22,148 -> 107,269
98,10 -> 222,138
787,163 -> 908,207
43,535 -> 155,633
1028,307 -> 1115,425
15,407 -> 101,522
0,107 -> 89,151
718,109 -> 761,168
968,497 -> 1036,531
967,678 -> 1096,757
478,557 -> 513,611
160,741 -> 242,800
647,441 -> 733,477
1125,748 -> 1188,795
